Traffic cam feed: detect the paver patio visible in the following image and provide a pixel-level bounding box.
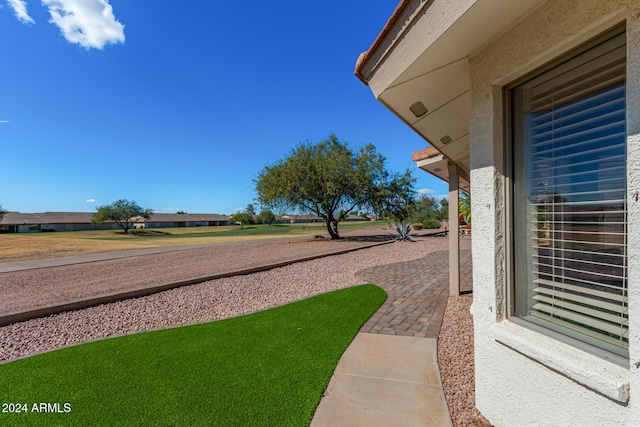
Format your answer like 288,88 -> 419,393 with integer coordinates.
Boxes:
356,247 -> 472,338
313,242 -> 473,426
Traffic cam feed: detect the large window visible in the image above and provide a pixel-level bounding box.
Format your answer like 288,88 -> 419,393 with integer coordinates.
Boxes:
511,31 -> 627,358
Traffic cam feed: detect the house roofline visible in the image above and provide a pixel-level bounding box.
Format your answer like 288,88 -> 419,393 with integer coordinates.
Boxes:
354,0 -> 411,85
411,146 -> 441,162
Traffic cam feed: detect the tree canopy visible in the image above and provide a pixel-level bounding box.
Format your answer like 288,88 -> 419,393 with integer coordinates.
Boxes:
0,205 -> 6,220
410,195 -> 448,229
245,204 -> 257,215
256,210 -> 276,225
230,212 -> 253,229
255,134 -> 415,239
91,199 -> 153,233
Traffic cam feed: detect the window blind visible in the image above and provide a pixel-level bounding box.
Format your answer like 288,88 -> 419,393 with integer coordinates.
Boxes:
513,33 -> 627,356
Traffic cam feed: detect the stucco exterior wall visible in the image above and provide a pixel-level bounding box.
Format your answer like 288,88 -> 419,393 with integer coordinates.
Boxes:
358,0 -> 476,98
469,0 -> 640,425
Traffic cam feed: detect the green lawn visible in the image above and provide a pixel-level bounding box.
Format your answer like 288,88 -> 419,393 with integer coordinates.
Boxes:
0,221 -> 390,263
91,224 -> 322,240
0,284 -> 386,426
92,222 -> 386,241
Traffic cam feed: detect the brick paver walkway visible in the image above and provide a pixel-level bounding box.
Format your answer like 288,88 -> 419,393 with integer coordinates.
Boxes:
357,249 -> 472,338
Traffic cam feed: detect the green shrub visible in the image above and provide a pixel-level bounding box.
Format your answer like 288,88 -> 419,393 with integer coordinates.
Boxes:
422,218 -> 442,229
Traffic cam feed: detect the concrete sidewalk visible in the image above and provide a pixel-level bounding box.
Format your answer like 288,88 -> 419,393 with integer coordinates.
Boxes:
0,245 -> 211,273
312,333 -> 452,427
312,244 -> 472,426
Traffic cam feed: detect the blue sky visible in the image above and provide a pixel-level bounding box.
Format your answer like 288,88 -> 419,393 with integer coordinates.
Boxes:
0,0 -> 447,215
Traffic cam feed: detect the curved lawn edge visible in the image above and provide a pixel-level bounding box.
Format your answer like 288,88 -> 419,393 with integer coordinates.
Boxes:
0,284 -> 387,427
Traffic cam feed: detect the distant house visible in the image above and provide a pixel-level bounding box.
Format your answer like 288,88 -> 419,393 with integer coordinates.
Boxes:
357,0 -> 639,425
0,212 -> 114,233
0,212 -> 229,233
280,214 -> 322,224
140,213 -> 229,228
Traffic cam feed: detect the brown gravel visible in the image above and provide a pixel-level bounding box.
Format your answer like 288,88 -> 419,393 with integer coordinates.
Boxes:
438,295 -> 492,426
0,234 -> 394,314
0,235 -> 449,363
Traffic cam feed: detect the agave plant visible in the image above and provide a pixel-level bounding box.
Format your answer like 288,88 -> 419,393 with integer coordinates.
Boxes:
393,221 -> 416,242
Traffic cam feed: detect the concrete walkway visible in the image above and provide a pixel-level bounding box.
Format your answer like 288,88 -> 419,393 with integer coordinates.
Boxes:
0,245 -> 213,273
312,248 -> 472,427
312,334 -> 451,427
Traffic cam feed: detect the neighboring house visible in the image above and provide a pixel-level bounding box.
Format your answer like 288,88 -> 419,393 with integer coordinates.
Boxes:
0,212 -> 115,233
141,213 -> 229,228
357,0 -> 639,425
280,214 -> 322,223
0,212 -> 229,233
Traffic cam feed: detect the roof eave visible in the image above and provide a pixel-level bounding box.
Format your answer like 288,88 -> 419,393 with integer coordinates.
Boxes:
354,0 -> 412,85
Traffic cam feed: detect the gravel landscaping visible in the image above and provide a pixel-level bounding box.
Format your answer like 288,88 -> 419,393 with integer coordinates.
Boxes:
438,295 -> 492,426
0,235 -> 448,363
0,231 -> 489,425
0,235 -> 395,315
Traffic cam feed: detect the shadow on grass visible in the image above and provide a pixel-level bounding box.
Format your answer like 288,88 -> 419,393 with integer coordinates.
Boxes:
125,230 -> 172,236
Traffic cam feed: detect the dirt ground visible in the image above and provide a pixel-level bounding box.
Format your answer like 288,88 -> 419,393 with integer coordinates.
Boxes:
0,228 -> 418,315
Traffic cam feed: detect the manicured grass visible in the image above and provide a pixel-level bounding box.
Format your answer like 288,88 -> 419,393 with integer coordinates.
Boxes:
0,284 -> 387,426
93,222 -> 386,241
91,224 -> 325,240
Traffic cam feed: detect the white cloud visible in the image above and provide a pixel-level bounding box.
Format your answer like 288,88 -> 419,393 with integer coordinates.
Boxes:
416,188 -> 436,195
8,0 -> 35,24
41,0 -> 125,49
86,198 -> 96,203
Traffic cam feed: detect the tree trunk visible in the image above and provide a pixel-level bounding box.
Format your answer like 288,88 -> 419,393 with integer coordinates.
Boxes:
325,217 -> 341,240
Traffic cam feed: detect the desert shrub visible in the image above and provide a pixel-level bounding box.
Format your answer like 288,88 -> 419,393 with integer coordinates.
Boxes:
422,218 -> 442,229
393,221 -> 416,242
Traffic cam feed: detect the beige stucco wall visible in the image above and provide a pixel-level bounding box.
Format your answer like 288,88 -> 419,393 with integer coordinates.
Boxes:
358,0 -> 477,98
469,0 -> 640,425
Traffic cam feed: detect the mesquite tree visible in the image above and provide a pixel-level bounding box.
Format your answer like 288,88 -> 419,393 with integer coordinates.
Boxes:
255,134 -> 415,239
91,199 -> 153,233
